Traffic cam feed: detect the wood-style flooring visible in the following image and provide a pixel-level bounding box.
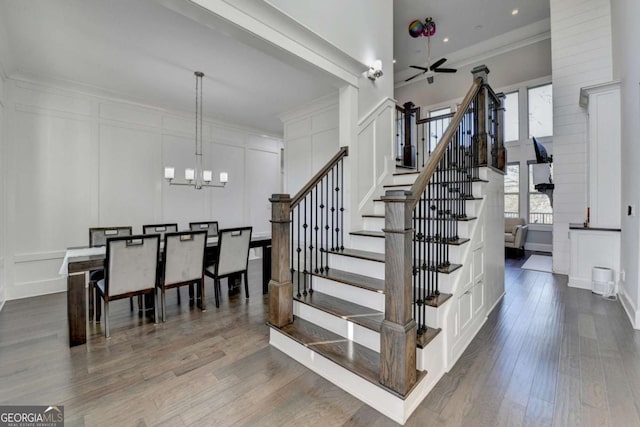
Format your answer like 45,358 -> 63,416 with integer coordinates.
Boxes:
2,255 -> 640,426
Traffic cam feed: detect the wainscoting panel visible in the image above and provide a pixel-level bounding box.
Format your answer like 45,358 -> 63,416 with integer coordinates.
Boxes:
3,78 -> 282,300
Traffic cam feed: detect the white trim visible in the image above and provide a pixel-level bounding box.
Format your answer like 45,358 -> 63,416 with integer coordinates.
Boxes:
279,92 -> 338,123
357,97 -> 396,127
10,76 -> 285,140
14,250 -> 66,263
619,286 -> 640,329
579,80 -> 621,108
8,279 -> 65,301
180,0 -> 365,86
524,242 -> 552,253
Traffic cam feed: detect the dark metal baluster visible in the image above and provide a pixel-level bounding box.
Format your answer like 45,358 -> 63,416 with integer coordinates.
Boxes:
325,173 -> 330,271
340,158 -> 345,251
296,207 -> 302,297
303,197 -> 308,296
331,167 -> 336,251
315,184 -> 320,274
320,178 -> 325,272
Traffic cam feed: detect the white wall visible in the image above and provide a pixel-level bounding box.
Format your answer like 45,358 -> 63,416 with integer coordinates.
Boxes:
0,72 -> 5,310
281,94 -> 339,194
265,0 -> 394,115
550,0 -> 613,274
611,0 -> 640,324
3,77 -> 282,300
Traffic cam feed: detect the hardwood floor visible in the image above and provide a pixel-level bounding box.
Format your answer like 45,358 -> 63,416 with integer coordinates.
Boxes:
2,255 -> 640,426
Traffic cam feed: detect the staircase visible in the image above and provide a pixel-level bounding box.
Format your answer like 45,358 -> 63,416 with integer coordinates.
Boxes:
267,66 -> 506,424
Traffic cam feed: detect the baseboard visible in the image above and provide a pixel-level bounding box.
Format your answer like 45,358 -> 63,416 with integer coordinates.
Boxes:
524,243 -> 552,253
619,287 -> 640,329
7,277 -> 66,300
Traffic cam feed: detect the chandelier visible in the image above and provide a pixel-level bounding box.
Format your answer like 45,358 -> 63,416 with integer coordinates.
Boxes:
164,71 -> 228,189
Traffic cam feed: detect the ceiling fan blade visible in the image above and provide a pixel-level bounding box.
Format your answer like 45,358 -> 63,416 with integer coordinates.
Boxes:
433,68 -> 457,73
429,58 -> 447,70
409,65 -> 429,71
405,72 -> 423,82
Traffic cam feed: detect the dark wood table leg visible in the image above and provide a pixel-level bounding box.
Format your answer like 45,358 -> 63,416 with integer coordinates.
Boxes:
228,273 -> 241,295
263,244 -> 271,295
68,273 -> 87,347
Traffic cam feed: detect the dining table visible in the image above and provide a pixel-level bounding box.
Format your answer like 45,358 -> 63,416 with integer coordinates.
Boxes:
59,234 -> 272,347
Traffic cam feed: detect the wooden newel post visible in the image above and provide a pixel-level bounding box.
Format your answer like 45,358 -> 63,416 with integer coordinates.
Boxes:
268,194 -> 293,327
472,65 -> 490,166
380,190 -> 417,395
403,102 -> 415,168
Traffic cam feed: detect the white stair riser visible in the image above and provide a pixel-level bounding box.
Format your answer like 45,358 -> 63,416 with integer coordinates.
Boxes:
328,253 -> 384,280
363,216 -> 473,237
294,302 -> 380,352
350,234 -> 385,253
416,331 -> 444,372
312,276 -> 385,312
372,198 -> 482,218
388,180 -> 485,195
269,330 -> 408,424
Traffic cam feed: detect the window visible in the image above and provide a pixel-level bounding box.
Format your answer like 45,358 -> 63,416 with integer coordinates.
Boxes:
504,91 -> 519,142
528,84 -> 553,138
504,163 -> 520,218
427,107 -> 451,152
528,164 -> 553,224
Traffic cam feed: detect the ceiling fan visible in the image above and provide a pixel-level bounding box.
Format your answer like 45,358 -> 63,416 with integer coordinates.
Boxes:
405,17 -> 457,83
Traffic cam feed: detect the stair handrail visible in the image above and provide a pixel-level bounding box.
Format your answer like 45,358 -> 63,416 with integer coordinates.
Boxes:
291,146 -> 349,208
408,77 -> 483,211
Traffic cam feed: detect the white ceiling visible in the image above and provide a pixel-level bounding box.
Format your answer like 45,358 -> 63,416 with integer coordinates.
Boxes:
0,1 -> 551,135
0,0 -> 339,135
394,0 -> 550,83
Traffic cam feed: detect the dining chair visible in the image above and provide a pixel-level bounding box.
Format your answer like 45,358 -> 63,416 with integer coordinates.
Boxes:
189,221 -> 219,301
204,227 -> 252,308
142,223 -> 178,239
94,234 -> 160,338
157,230 -> 207,321
143,223 -> 186,304
88,226 -> 132,321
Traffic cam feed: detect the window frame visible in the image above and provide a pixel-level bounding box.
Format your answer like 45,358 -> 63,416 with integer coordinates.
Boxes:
527,82 -> 553,139
504,162 -> 520,219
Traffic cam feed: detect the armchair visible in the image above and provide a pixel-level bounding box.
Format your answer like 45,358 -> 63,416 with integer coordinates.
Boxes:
505,218 -> 528,257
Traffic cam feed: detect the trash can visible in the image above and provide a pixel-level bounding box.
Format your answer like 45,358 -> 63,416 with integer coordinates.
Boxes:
592,267 -> 614,296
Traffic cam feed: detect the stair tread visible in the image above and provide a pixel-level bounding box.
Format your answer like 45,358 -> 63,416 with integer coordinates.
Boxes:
350,230 -> 385,238
374,196 -> 483,202
417,327 -> 442,349
350,230 -> 471,246
424,293 -> 453,307
384,179 -> 487,188
312,268 -> 385,293
327,248 -> 385,263
295,290 -> 384,332
270,317 -> 425,398
362,214 -> 478,222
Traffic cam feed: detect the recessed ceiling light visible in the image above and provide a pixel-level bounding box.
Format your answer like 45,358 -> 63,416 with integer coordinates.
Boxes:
443,37 -> 449,43
512,9 -> 519,15
393,59 -> 397,64
475,24 -> 483,30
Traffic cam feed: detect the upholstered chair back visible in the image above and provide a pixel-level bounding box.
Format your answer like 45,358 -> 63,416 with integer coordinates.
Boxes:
216,227 -> 252,276
163,231 -> 207,286
105,235 -> 159,296
89,226 -> 132,247
189,221 -> 219,237
143,223 -> 178,241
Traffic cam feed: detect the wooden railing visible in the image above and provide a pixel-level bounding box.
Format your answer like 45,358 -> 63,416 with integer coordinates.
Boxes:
268,147 -> 349,327
380,65 -> 505,395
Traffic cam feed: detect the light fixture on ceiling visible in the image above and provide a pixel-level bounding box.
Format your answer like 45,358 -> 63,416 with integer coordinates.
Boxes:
512,9 -> 519,15
443,37 -> 449,43
164,71 -> 228,189
367,59 -> 383,80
